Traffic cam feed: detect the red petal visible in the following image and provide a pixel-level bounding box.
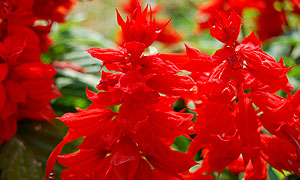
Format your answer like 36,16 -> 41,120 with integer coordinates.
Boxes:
239,31 -> 261,50
236,96 -> 260,165
261,134 -> 300,174
0,83 -> 6,113
57,108 -> 114,129
0,63 -> 8,81
146,141 -> 196,173
57,149 -> 107,168
88,90 -> 123,108
141,55 -> 180,75
244,155 -> 267,180
86,47 -> 127,63
118,103 -> 149,133
12,63 -> 57,80
149,109 -> 194,139
111,137 -> 140,179
147,74 -> 195,96
119,70 -> 146,94
133,158 -> 153,180
4,80 -> 27,103
209,10 -> 241,44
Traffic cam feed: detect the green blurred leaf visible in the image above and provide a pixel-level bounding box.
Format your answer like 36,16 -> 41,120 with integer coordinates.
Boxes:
0,136 -> 43,180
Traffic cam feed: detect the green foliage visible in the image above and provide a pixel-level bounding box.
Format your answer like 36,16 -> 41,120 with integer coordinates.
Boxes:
0,136 -> 43,180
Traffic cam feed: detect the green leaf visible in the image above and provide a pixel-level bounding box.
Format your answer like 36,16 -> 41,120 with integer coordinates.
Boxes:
172,136 -> 191,152
268,166 -> 280,180
0,119 -> 80,180
0,136 -> 43,180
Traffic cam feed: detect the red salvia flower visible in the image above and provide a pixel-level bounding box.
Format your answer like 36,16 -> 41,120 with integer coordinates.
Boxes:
0,0 -> 76,145
0,34 -> 60,144
46,5 -> 196,180
165,10 -> 299,179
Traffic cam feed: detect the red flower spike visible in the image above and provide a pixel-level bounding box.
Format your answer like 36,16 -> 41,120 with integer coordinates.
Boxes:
46,4 -> 196,179
179,8 -> 298,179
209,10 -> 241,45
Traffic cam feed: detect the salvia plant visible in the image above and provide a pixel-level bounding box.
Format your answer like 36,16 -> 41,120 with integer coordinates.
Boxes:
0,0 -> 300,180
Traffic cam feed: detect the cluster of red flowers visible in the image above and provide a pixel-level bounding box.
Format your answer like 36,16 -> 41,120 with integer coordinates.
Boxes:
0,0 -> 77,145
196,0 -> 300,41
167,10 -> 300,179
46,5 -> 202,180
45,2 -> 300,180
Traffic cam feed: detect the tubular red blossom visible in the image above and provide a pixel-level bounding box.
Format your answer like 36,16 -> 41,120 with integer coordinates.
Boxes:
46,5 -> 196,180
